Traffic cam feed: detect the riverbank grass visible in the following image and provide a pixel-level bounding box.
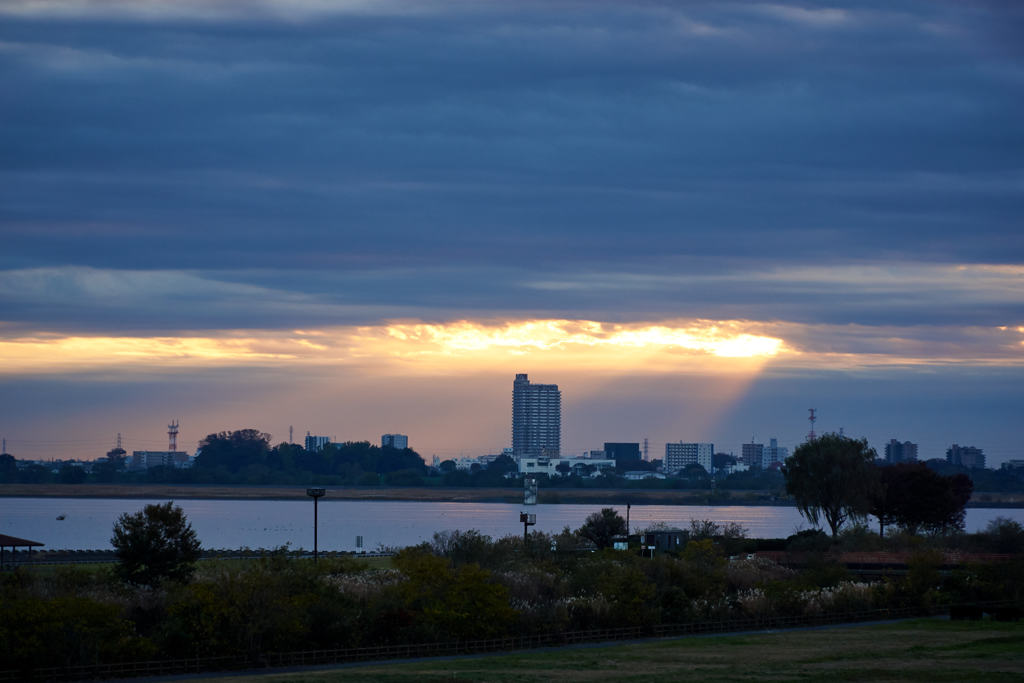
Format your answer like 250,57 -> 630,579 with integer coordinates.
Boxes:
201,618 -> 1024,682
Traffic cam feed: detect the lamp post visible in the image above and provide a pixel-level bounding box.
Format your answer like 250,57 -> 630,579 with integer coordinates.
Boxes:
519,511 -> 536,548
306,488 -> 326,563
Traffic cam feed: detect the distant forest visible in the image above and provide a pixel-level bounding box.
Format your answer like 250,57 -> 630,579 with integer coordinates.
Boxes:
1,429 -> 1022,493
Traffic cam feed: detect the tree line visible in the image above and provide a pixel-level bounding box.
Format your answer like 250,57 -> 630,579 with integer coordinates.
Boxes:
0,430 -> 428,486
784,433 -> 974,537
2,429 -> 1022,495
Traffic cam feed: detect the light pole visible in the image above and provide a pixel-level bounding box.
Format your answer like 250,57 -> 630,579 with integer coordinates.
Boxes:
306,488 -> 326,563
520,512 -> 536,548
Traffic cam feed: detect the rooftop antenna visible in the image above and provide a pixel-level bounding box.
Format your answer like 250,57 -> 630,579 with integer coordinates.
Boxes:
807,408 -> 817,441
168,420 -> 179,451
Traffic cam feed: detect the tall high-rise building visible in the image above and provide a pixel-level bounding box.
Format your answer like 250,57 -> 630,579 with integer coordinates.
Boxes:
665,442 -> 713,473
763,438 -> 789,468
512,373 -> 561,458
885,439 -> 918,464
741,441 -> 764,468
947,444 -> 985,469
382,433 -> 409,450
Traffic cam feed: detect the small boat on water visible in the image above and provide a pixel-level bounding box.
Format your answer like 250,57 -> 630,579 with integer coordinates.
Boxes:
56,514 -> 66,520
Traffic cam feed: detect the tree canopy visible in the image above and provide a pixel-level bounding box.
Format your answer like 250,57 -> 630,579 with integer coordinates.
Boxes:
578,507 -> 627,549
111,501 -> 201,586
782,433 -> 878,537
196,429 -> 272,472
870,462 -> 973,536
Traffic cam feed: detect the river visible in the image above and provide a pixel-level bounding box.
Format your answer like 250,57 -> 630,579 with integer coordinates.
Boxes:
2,497 -> 1022,551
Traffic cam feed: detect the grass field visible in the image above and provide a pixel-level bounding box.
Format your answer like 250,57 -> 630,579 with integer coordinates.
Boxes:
200,619 -> 1024,683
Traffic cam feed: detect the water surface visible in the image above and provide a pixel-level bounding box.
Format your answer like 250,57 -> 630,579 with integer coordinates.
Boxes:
2,497 -> 1020,551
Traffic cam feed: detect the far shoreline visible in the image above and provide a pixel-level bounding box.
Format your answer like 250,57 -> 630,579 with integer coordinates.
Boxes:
2,483 -> 1022,508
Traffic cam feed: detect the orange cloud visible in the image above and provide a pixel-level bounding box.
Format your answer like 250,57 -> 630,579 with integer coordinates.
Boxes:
0,318 -> 786,375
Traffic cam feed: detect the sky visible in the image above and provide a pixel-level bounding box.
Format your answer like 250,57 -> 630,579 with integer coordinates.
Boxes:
1,0 -> 1022,465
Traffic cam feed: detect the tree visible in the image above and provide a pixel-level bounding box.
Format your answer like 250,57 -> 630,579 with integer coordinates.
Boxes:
870,464 -> 906,537
487,454 -> 517,476
782,433 -> 878,538
578,508 -> 627,549
0,453 -> 17,482
58,463 -> 86,484
111,501 -> 201,586
195,429 -> 271,473
870,463 -> 972,536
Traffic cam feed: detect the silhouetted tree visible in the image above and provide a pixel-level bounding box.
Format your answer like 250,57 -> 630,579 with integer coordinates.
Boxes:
111,501 -> 201,586
484,454 -> 516,475
578,508 -> 627,549
0,453 -> 17,482
58,463 -> 87,484
783,433 -> 878,537
871,463 -> 972,536
871,463 -> 927,537
196,429 -> 271,473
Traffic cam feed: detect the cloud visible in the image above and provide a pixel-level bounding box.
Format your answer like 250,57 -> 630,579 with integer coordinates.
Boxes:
1,259 -> 1021,335
0,1 -> 1021,461
2,315 -> 1020,379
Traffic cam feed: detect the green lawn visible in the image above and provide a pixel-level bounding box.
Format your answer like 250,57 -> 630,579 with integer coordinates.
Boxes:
202,619 -> 1024,683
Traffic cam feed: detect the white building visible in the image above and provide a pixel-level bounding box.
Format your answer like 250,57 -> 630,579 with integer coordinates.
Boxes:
130,450 -> 190,470
518,456 -> 616,478
664,442 -> 713,473
305,433 -> 330,452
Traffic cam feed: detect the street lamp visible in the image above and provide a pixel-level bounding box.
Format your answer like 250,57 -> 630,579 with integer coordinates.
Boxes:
519,511 -> 536,547
306,488 -> 326,563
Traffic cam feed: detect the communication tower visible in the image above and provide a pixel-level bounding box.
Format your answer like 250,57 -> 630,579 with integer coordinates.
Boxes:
168,420 -> 179,451
642,437 -> 649,462
289,425 -> 294,444
116,432 -> 122,450
807,408 -> 817,441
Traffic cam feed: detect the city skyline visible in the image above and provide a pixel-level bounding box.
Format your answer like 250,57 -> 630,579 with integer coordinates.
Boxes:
1,1 -> 1021,466
0,378 -> 995,469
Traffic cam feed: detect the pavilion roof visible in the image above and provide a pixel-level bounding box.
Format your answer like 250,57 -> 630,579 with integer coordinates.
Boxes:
0,534 -> 44,547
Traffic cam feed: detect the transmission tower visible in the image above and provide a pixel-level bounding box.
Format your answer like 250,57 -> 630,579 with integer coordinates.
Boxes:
807,408 -> 817,442
168,420 -> 179,451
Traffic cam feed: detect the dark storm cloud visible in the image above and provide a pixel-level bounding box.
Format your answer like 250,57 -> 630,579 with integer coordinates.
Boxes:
1,0 -> 1022,331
